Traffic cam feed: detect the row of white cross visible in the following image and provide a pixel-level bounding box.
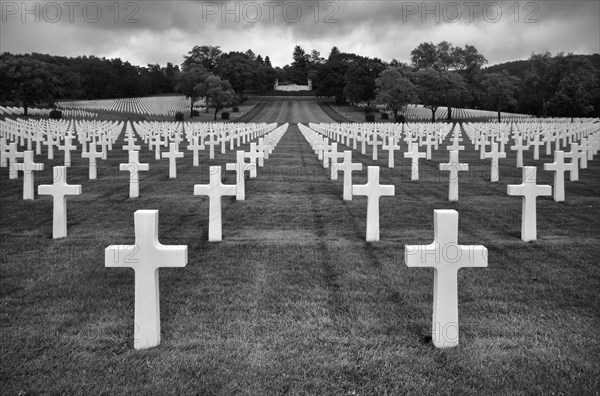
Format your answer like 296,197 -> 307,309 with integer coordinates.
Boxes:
302,122 -> 599,242
298,123 -> 488,349
103,123 -> 288,350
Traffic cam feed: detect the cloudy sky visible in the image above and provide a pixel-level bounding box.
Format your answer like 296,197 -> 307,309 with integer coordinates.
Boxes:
1,0 -> 599,67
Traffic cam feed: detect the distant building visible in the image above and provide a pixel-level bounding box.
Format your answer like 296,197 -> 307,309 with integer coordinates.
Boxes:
274,79 -> 312,91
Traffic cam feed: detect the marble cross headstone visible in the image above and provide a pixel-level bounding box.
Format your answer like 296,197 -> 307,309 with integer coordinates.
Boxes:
245,143 -> 264,178
382,137 -> 400,168
187,137 -> 202,167
507,166 -> 552,241
405,209 -> 488,348
38,166 -> 82,238
510,138 -> 529,168
403,144 -> 426,181
81,142 -> 103,179
105,210 -> 188,350
328,143 -> 344,180
543,150 -> 575,202
352,166 -> 395,241
337,150 -> 363,201
120,151 -> 150,198
439,150 -> 468,201
193,166 -> 237,242
6,142 -> 23,180
58,136 -> 76,167
162,142 -> 184,178
225,150 -> 253,200
483,142 -> 507,182
15,150 -> 44,200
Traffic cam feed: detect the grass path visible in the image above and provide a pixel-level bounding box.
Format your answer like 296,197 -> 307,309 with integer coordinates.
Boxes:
0,118 -> 599,394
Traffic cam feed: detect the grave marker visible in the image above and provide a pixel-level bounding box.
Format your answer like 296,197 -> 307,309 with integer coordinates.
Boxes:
507,166 -> 552,241
352,166 -> 395,241
193,166 -> 237,241
405,209 -> 488,348
81,142 -> 103,179
543,151 -> 575,202
105,210 -> 188,350
337,150 -> 363,201
162,142 -> 184,178
439,150 -> 468,201
38,166 -> 82,238
15,150 -> 44,200
403,144 -> 426,181
120,151 -> 150,198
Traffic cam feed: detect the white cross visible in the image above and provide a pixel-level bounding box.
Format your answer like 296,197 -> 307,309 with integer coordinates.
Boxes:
421,135 -> 436,160
439,150 -> 468,202
58,136 -> 77,167
6,142 -> 23,180
81,142 -> 103,179
352,166 -> 395,241
162,142 -> 184,178
507,166 -> 552,241
245,143 -> 264,178
483,142 -> 507,182
187,137 -> 203,167
328,143 -> 344,180
120,151 -> 150,198
564,143 -> 584,181
122,138 -> 141,153
337,151 -> 362,200
405,209 -> 488,348
105,210 -> 188,350
446,138 -> 464,152
0,137 -> 10,167
226,150 -> 254,200
403,144 -> 427,181
543,151 -> 575,202
510,138 -> 529,168
543,133 -> 554,156
193,166 -> 237,242
529,133 -> 543,160
15,150 -> 44,200
256,138 -> 273,164
219,132 -> 227,154
204,133 -> 219,160
153,135 -> 164,160
44,134 -> 55,160
38,166 -> 82,238
368,134 -> 382,161
321,140 -> 333,168
382,137 -> 400,168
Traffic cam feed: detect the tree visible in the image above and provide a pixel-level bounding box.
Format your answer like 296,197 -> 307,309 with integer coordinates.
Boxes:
205,75 -> 236,120
344,57 -> 386,105
290,45 -> 309,84
414,68 -> 467,123
328,46 -> 341,61
411,41 -> 485,119
314,57 -> 349,104
182,45 -> 222,72
410,42 -> 439,70
2,56 -> 55,115
375,67 -> 417,118
216,51 -> 265,99
548,73 -> 593,121
174,66 -> 210,117
481,71 -> 520,122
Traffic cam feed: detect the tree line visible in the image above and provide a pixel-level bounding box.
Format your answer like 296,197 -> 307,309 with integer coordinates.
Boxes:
1,44 -> 598,121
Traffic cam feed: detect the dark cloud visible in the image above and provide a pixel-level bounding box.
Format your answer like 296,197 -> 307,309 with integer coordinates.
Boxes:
1,0 -> 598,67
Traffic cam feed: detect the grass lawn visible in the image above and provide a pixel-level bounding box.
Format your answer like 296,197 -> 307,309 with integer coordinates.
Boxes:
1,117 -> 599,394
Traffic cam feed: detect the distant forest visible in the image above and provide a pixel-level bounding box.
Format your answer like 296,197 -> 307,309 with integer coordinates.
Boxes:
1,45 -> 598,119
